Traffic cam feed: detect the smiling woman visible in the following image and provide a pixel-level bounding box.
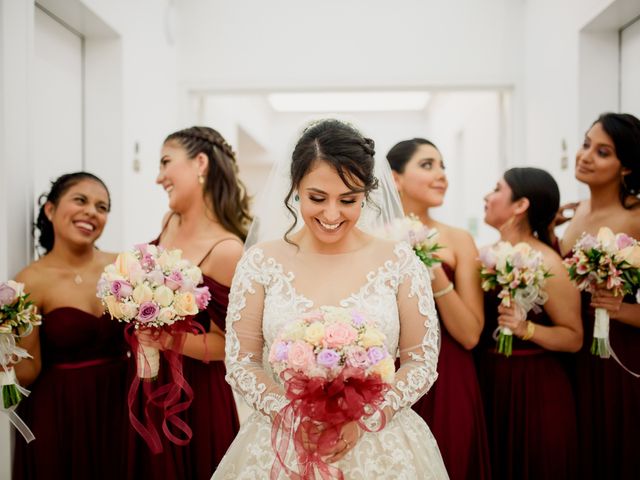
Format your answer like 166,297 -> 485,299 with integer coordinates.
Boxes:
12,172 -> 130,480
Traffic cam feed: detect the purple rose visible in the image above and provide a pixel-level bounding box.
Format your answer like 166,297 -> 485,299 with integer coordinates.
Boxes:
316,349 -> 340,369
194,286 -> 211,310
351,311 -> 366,327
165,271 -> 184,291
367,346 -> 387,365
110,280 -> 133,301
0,283 -> 17,307
269,341 -> 290,363
577,234 -> 597,251
479,248 -> 496,268
137,301 -> 159,323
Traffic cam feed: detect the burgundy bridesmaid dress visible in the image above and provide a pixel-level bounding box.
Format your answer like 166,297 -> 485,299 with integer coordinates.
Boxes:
127,239 -> 240,480
412,264 -> 491,480
570,291 -> 640,479
476,291 -> 578,480
12,308 -> 129,480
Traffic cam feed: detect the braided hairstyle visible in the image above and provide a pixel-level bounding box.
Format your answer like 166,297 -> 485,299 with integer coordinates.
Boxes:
595,113 -> 640,209
386,138 -> 439,173
284,119 -> 379,242
503,167 -> 559,247
35,172 -> 111,254
164,126 -> 252,241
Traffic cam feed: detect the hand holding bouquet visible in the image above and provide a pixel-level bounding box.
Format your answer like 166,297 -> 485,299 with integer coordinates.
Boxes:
381,214 -> 442,270
479,242 -> 551,357
563,227 -> 640,358
0,280 -> 41,442
269,306 -> 393,479
96,243 -> 211,452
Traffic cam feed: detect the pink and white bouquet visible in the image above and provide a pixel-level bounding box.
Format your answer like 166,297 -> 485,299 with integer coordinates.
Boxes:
563,227 -> 640,358
269,306 -> 393,479
97,244 -> 211,452
479,242 -> 551,357
381,214 -> 442,269
0,280 -> 41,442
97,244 -> 211,379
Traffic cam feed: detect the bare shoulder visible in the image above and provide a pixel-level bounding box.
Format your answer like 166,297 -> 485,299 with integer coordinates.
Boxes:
201,236 -> 244,287
621,208 -> 640,239
438,223 -> 478,255
14,260 -> 49,303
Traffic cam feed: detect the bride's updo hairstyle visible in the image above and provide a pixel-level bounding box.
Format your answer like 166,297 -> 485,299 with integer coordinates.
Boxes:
503,167 -> 559,247
284,119 -> 379,241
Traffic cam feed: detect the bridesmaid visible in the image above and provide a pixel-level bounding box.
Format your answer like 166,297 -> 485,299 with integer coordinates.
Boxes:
387,138 -> 490,480
558,113 -> 640,479
12,172 -> 128,480
479,167 -> 582,479
128,126 -> 250,480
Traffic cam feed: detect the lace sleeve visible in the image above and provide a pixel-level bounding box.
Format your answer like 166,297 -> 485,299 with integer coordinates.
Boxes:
381,242 -> 440,417
224,247 -> 288,418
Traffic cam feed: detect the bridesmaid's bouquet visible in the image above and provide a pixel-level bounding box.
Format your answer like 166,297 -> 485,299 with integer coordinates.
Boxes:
269,306 -> 393,479
563,227 -> 640,358
381,214 -> 442,269
97,244 -> 211,379
0,280 -> 41,442
479,242 -> 551,357
97,244 -> 211,453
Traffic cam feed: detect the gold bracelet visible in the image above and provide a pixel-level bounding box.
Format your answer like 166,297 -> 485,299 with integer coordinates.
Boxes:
521,320 -> 535,341
433,283 -> 454,299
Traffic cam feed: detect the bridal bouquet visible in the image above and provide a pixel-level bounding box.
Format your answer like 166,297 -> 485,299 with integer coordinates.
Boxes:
0,280 -> 41,442
563,227 -> 640,358
269,306 -> 393,479
97,244 -> 211,452
479,242 -> 551,357
381,214 -> 442,269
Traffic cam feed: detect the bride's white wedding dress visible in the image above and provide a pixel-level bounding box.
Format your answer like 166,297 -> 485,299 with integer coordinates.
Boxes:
213,238 -> 449,479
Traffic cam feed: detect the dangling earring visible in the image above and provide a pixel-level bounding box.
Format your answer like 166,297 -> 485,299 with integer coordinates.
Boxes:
198,174 -> 205,185
294,193 -> 300,202
361,200 -> 365,207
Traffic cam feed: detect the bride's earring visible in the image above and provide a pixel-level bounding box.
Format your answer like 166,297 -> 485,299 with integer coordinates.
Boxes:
294,193 -> 300,202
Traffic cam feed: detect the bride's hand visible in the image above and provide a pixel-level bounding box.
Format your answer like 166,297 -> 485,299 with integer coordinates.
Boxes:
136,329 -> 174,351
323,421 -> 362,464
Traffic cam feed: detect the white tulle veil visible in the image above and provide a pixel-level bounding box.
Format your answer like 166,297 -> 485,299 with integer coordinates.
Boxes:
245,120 -> 404,249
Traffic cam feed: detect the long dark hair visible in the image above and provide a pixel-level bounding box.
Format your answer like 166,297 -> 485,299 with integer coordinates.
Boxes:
504,167 -> 559,247
35,172 -> 111,254
595,112 -> 640,209
285,119 -> 379,242
165,126 -> 252,241
386,138 -> 439,173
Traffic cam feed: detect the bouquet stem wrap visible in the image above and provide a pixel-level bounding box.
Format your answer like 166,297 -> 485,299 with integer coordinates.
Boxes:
270,368 -> 388,480
125,323 -> 203,454
591,308 -> 610,359
0,367 -> 34,442
136,344 -> 160,380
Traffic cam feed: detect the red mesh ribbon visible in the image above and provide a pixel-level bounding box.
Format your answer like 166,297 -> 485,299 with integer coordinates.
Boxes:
270,367 -> 388,480
125,320 -> 205,454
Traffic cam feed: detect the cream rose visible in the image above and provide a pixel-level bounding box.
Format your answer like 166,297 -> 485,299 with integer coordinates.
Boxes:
597,227 -> 617,253
153,285 -> 174,307
284,320 -> 307,340
304,322 -> 325,346
6,280 -> 24,298
184,266 -> 203,284
132,284 -> 154,304
173,292 -> 198,316
619,244 -> 640,268
103,295 -> 124,320
120,302 -> 139,320
115,252 -> 138,277
361,327 -> 386,348
157,249 -> 183,271
157,307 -> 176,325
371,357 -> 395,383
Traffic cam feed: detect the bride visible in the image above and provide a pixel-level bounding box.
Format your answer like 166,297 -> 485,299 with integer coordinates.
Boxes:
213,119 -> 449,479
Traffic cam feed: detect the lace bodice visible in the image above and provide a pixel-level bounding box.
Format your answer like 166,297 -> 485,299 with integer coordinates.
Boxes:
224,238 -> 440,420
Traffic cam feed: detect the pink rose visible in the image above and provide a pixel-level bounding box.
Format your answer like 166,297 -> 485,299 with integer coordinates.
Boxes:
0,283 -> 17,307
287,341 -> 316,372
194,286 -> 211,310
165,271 -> 184,291
324,322 -> 358,348
110,280 -> 133,301
346,347 -> 370,369
269,341 -> 290,363
616,233 -> 634,250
